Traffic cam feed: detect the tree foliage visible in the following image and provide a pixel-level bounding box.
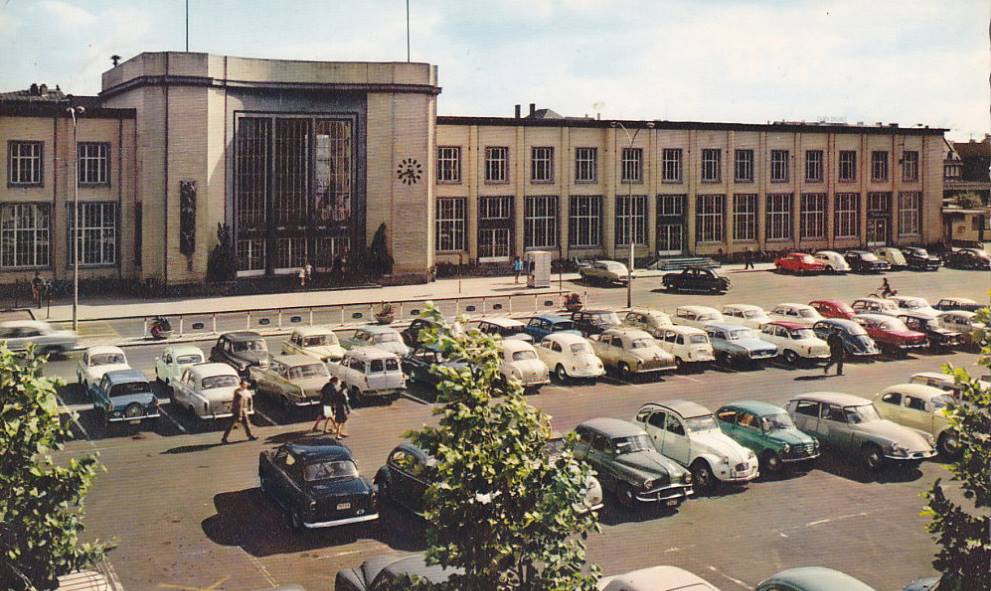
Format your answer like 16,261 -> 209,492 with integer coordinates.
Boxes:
206,223 -> 238,282
400,305 -> 600,591
0,347 -> 110,590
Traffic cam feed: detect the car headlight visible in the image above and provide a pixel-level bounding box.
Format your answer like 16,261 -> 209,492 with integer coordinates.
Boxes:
923,433 -> 935,446
636,358 -> 643,366
642,479 -> 654,489
889,442 -> 908,456
721,456 -> 730,465
782,444 -> 791,454
682,472 -> 693,484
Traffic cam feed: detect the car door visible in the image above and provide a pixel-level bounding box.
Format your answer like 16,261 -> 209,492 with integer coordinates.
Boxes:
173,370 -> 192,408
875,391 -> 902,423
817,404 -> 852,451
586,434 -> 617,490
642,410 -> 667,450
735,411 -> 762,450
901,394 -> 930,432
661,413 -> 691,465
387,449 -> 419,510
790,400 -> 820,436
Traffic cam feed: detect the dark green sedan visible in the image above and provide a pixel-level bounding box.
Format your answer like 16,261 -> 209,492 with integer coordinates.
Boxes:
715,400 -> 820,473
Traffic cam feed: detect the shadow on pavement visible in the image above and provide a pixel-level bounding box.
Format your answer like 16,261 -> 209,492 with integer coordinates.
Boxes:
596,501 -> 686,526
811,451 -> 925,485
161,441 -> 230,454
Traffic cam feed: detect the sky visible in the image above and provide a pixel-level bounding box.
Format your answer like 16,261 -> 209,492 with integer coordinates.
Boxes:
0,0 -> 987,140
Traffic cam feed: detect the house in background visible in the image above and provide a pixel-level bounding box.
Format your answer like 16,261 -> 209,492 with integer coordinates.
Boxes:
942,136 -> 990,245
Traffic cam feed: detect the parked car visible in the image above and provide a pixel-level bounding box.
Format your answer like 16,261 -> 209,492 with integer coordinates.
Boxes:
335,553 -> 456,590
258,439 -> 378,530
497,339 -> 549,392
661,266 -> 731,293
545,433 -> 605,513
811,319 -> 881,357
873,384 -> 961,458
775,252 -> 826,275
943,247 -> 991,270
400,344 -> 467,389
898,312 -> 964,352
756,567 -> 877,591
673,305 -> 724,329
475,317 -> 533,342
715,400 -> 820,473
874,246 -> 908,270
813,250 -> 851,273
910,371 -> 991,398
787,392 -> 936,471
281,326 -> 346,363
579,260 -> 630,286
570,309 -> 622,336
936,310 -> 987,348
89,368 -> 160,428
249,354 -> 329,410
589,328 -> 677,379
720,304 -> 770,329
327,348 -> 405,404
853,313 -> 928,356
932,297 -> 981,312
573,418 -> 693,508
851,297 -> 901,316
758,321 -> 831,366
535,332 -> 605,382
343,325 -> 409,357
77,345 -> 130,390
399,318 -> 440,348
888,295 -> 938,317
524,314 -> 581,342
622,308 -> 673,338
597,566 -> 720,591
767,303 -> 824,327
154,344 -> 205,386
655,325 -> 715,371
171,362 -> 252,420
634,400 -> 759,493
704,323 -> 778,366
0,320 -> 77,355
901,246 -> 942,271
809,299 -> 856,320
844,250 -> 890,273
209,331 -> 270,374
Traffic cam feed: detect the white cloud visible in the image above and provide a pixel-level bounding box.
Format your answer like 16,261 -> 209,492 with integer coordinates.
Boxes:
39,0 -> 97,27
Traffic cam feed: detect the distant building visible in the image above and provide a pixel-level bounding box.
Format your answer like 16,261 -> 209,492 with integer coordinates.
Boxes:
942,136 -> 989,245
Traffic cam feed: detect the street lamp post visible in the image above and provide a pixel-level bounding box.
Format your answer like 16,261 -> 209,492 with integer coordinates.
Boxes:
67,105 -> 85,331
611,120 -> 654,309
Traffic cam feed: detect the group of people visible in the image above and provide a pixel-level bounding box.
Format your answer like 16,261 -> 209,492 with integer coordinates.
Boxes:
220,376 -> 352,444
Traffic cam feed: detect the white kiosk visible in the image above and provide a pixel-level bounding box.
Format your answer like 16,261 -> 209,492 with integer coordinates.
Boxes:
526,251 -> 551,288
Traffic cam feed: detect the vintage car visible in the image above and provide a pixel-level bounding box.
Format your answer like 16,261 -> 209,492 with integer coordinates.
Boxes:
898,312 -> 965,351
809,299 -> 856,320
258,439 -> 378,530
622,308 -> 673,338
936,310 -> 987,348
344,324 -> 410,357
844,249 -> 891,273
932,297 -> 981,312
873,384 -> 961,458
524,314 -> 581,342
704,322 -> 778,366
943,247 -> 991,270
715,400 -> 820,472
851,297 -> 901,316
475,317 -> 533,342
767,303 -> 824,327
811,319 -> 880,357
209,331 -> 270,374
655,325 -> 715,371
900,246 -> 942,271
854,313 -> 928,356
589,328 -> 677,379
787,392 -> 936,471
579,260 -> 630,286
399,318 -> 441,348
154,344 -> 205,386
774,252 -> 826,275
672,305 -> 724,329
570,309 -> 622,336
327,347 -> 405,404
400,344 -> 467,389
335,553 -> 456,590
249,354 -> 329,410
812,250 -> 851,273
77,345 -> 130,390
573,418 -> 693,508
720,304 -> 770,329
758,321 -> 831,365
661,266 -> 731,293
0,320 -> 77,355
597,566 -> 720,591
171,362 -> 252,420
874,246 -> 908,270
497,339 -> 549,392
635,400 -> 759,493
888,295 -> 938,317
535,332 -> 605,382
756,567 -> 877,591
281,326 -> 346,363
89,368 -> 160,427
910,371 -> 991,397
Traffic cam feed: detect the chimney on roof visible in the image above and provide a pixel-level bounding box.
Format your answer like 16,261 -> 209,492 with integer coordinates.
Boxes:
514,104 -> 521,118
529,103 -> 536,117
29,83 -> 39,95
111,54 -> 121,67
39,84 -> 47,96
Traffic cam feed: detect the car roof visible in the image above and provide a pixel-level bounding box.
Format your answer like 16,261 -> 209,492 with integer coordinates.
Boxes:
189,362 -> 239,379
533,314 -> 570,323
676,305 -> 721,314
480,317 -> 524,327
578,308 -> 616,314
0,319 -> 52,329
720,399 -> 787,416
543,332 -> 587,345
912,372 -> 950,382
500,339 -> 534,352
809,299 -> 846,306
284,439 -> 353,462
293,325 -> 336,336
704,322 -> 749,332
347,346 -> 397,359
855,313 -> 893,322
222,331 -> 263,341
598,566 -> 718,591
847,249 -> 869,254
723,303 -> 763,311
758,567 -> 875,591
881,383 -> 949,400
815,250 -> 840,255
358,324 -> 399,334
167,345 -> 204,356
814,318 -> 859,330
939,297 -> 975,304
628,307 -> 669,317
940,310 -> 975,318
774,302 -> 810,309
601,327 -> 652,339
103,368 -> 147,384
766,320 -> 807,330
889,295 -> 925,302
664,325 -> 706,335
788,251 -> 812,256
854,297 -> 889,304
648,399 -> 712,418
272,354 -> 323,367
86,345 -> 125,355
578,417 -> 646,438
791,391 -> 871,406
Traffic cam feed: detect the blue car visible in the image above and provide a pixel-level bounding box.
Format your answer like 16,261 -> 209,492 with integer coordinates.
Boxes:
703,322 -> 777,366
89,368 -> 160,427
812,318 -> 880,357
524,315 -> 582,342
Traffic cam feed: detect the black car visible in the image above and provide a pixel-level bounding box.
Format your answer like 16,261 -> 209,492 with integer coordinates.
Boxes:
400,318 -> 440,348
335,553 -> 457,591
375,442 -> 433,516
401,345 -> 468,387
900,247 -> 942,271
843,250 -> 890,273
897,313 -> 964,352
943,248 -> 991,270
210,331 -> 270,374
661,266 -> 731,293
933,297 -> 982,312
811,319 -> 880,357
258,439 -> 378,531
570,309 -> 622,336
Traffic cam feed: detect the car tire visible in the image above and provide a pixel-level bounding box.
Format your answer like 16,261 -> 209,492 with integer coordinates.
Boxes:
937,431 -> 961,459
861,443 -> 884,472
674,357 -> 684,373
351,386 -> 363,407
375,474 -> 391,503
616,482 -> 637,508
691,459 -> 717,495
259,474 -> 271,495
555,364 -> 568,383
290,508 -> 304,531
782,350 -> 799,365
762,450 -> 783,473
618,362 -> 632,381
716,352 -> 732,367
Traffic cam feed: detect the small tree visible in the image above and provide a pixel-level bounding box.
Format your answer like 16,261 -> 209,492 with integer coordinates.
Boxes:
206,223 -> 238,282
0,347 -> 111,590
954,192 -> 985,210
401,306 -> 600,591
367,223 -> 394,276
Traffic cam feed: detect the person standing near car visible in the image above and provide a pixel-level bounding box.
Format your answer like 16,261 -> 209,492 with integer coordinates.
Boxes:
311,377 -> 340,434
31,271 -> 44,308
222,379 -> 257,443
823,328 -> 845,376
743,248 -> 755,270
332,384 -> 352,438
512,256 -> 524,284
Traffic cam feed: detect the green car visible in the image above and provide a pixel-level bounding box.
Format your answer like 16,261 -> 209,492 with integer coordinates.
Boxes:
715,400 -> 820,473
756,566 -> 876,591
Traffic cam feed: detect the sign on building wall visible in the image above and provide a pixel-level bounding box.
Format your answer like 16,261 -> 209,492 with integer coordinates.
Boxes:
180,180 -> 196,257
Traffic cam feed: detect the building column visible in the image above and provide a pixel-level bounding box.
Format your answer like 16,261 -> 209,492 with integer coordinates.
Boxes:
514,126 -> 526,256
686,130 -> 697,255
604,127 -> 617,258
467,125 -> 479,261
756,131 -> 767,249
559,126 -> 570,258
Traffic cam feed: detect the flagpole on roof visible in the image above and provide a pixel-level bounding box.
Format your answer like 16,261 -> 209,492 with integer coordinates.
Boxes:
406,0 -> 411,62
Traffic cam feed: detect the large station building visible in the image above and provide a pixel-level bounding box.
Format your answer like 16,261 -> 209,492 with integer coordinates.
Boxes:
0,52 -> 947,286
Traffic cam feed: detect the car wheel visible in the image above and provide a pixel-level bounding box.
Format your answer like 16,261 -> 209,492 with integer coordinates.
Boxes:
716,352 -> 732,366
762,450 -> 784,473
782,350 -> 799,365
351,386 -> 363,407
861,443 -> 884,472
618,362 -> 632,381
616,482 -> 637,508
280,396 -> 292,413
555,364 -> 568,383
674,357 -> 684,372
259,474 -> 271,495
937,431 -> 961,459
289,508 -> 304,531
691,459 -> 716,495
376,474 -> 391,502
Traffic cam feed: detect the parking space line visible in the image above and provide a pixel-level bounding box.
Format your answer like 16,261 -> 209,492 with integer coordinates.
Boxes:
247,555 -> 278,588
252,408 -> 277,426
56,392 -> 91,441
402,391 -> 432,405
157,407 -> 187,435
706,565 -> 752,589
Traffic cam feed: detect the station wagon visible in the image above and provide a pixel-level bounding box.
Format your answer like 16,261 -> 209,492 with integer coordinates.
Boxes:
328,347 -> 405,404
281,326 -> 346,362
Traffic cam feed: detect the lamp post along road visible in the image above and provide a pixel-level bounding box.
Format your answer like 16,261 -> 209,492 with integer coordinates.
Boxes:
612,120 -> 654,308
67,105 -> 85,331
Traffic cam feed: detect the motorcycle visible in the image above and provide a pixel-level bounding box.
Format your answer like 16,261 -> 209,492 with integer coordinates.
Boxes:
149,316 -> 173,339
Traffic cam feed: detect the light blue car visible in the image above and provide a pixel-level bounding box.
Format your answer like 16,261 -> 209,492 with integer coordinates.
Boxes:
756,566 -> 876,591
703,322 -> 778,366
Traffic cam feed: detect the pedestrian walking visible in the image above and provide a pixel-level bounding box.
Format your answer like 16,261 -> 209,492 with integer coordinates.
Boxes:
512,256 -> 524,284
304,261 -> 313,284
222,379 -> 257,443
743,248 -> 754,270
332,385 -> 352,437
31,271 -> 44,309
311,377 -> 340,434
298,266 -> 307,288
823,329 -> 846,376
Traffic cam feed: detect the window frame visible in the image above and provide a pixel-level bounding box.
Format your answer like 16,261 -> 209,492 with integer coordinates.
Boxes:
799,193 -> 827,240
701,149 -> 722,183
7,140 -> 44,187
620,147 -> 643,184
67,201 -> 118,267
77,142 -> 111,186
838,150 -> 857,183
484,146 -> 509,184
696,194 -> 725,244
662,148 -> 683,183
734,149 -> 754,183
834,193 -> 860,239
523,195 -> 558,249
732,193 -> 758,242
437,146 -> 462,184
898,191 -> 921,237
901,150 -> 919,182
0,202 -> 51,269
770,149 -> 790,183
805,150 -> 823,183
530,146 -> 555,184
568,195 -> 602,248
574,147 -> 598,184
765,193 -> 793,241
871,150 -> 888,182
615,195 -> 647,247
435,197 -> 468,253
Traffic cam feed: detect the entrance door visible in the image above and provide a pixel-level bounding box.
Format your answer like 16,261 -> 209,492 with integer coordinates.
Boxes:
478,228 -> 511,262
867,218 -> 888,247
657,224 -> 684,255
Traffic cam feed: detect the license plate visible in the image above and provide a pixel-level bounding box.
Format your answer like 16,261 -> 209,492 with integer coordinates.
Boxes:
666,499 -> 679,507
336,502 -> 351,510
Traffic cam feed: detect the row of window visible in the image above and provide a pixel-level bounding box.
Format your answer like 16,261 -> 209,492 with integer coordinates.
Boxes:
435,192 -> 922,252
0,202 -> 118,269
7,141 -> 112,187
436,146 -> 922,185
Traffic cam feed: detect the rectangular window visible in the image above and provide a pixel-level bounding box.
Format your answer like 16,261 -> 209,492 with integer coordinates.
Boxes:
701,149 -> 721,182
569,195 -> 602,248
621,147 -> 643,183
838,150 -> 857,182
662,148 -> 682,182
799,193 -> 827,239
0,203 -> 49,268
237,239 -> 265,272
834,193 -> 860,239
484,146 -> 509,183
770,150 -> 790,183
765,194 -> 793,241
574,147 -> 597,183
657,194 -> 685,217
734,149 -> 754,183
871,151 -> 888,182
436,197 -> 467,252
438,146 -> 461,183
273,118 -> 309,228
78,142 -> 110,185
732,194 -> 758,241
524,195 -> 558,248
805,150 -> 823,183
8,141 -> 43,186
902,151 -> 919,182
477,196 -> 512,260
898,192 -> 921,236
868,192 -> 890,214
67,202 -> 116,266
235,117 -> 270,232
275,237 -> 306,270
615,195 -> 647,246
696,194 -> 725,243
531,147 -> 554,183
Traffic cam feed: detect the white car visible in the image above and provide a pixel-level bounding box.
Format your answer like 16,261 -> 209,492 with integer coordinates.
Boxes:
476,317 -> 534,342
498,339 -> 550,392
888,295 -> 938,317
326,347 -> 406,404
656,325 -> 715,370
281,325 -> 346,362
622,308 -> 673,338
77,346 -> 130,389
154,345 -> 205,386
0,320 -> 77,354
813,250 -> 851,273
535,332 -> 604,382
598,566 -> 720,591
851,297 -> 901,317
672,305 -> 724,329
343,325 -> 410,358
635,399 -> 759,493
936,311 -> 986,347
720,304 -> 770,329
759,321 -> 830,365
767,303 -> 823,327
171,362 -> 252,420
910,372 -> 991,397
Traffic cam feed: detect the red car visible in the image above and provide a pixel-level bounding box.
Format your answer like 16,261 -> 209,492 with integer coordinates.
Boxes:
853,313 -> 927,357
774,252 -> 827,275
809,299 -> 856,320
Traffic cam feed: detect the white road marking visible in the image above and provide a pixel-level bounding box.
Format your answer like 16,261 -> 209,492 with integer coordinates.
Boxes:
246,554 -> 278,588
157,407 -> 188,434
402,391 -> 432,405
56,393 -> 91,441
707,565 -> 753,589
252,408 -> 277,426
806,511 -> 868,528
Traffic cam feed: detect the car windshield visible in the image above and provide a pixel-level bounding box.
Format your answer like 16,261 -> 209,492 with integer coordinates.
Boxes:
930,395 -> 955,410
592,312 -> 621,324
801,255 -> 815,263
233,339 -> 267,352
727,329 -> 755,341
303,460 -> 359,482
604,263 -> 627,273
176,354 -> 203,365
374,332 -> 400,343
743,309 -> 764,318
798,308 -> 817,318
689,334 -> 708,344
686,415 -> 720,432
91,353 -> 125,365
761,412 -> 796,431
845,404 -> 881,424
553,320 -> 576,331
630,338 -> 655,349
846,324 -> 868,336
201,375 -> 239,389
109,382 -> 151,397
611,434 -> 652,455
790,329 -> 815,340
570,342 -> 592,354
512,350 -> 538,361
861,253 -> 879,261
879,319 -> 910,332
303,335 -> 333,347
288,364 -> 329,380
